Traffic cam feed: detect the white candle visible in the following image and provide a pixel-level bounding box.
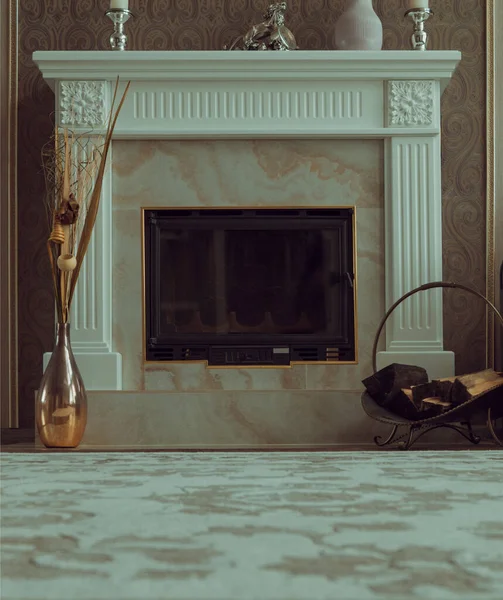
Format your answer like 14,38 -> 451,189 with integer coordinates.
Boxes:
110,0 -> 128,9
406,0 -> 429,9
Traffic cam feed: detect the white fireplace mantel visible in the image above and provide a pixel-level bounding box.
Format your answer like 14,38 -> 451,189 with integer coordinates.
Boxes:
34,50 -> 461,388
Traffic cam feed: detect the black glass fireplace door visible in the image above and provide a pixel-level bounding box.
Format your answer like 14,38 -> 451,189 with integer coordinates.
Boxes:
144,209 -> 356,365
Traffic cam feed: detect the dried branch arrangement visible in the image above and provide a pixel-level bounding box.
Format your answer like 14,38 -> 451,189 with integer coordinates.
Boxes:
42,78 -> 130,324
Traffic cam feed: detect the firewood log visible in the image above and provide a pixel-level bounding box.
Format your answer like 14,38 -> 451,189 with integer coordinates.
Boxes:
418,396 -> 453,417
433,377 -> 456,400
396,388 -> 423,420
362,363 -> 428,419
450,369 -> 503,405
411,369 -> 503,408
411,382 -> 442,407
421,397 -> 452,409
410,378 -> 456,407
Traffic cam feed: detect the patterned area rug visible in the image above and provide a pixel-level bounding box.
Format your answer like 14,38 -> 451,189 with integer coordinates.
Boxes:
1,451 -> 503,600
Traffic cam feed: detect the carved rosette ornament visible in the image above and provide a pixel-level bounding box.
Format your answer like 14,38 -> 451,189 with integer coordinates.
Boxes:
388,80 -> 434,127
59,81 -> 107,127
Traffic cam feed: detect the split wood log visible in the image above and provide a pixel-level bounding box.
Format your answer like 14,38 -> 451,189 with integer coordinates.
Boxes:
411,369 -> 503,408
396,388 -> 424,420
450,369 -> 503,405
410,380 -> 451,407
417,396 -> 453,418
362,363 -> 428,419
432,377 -> 456,401
421,397 -> 452,410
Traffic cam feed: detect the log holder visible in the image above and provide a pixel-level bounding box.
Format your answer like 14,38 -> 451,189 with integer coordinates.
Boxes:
361,281 -> 503,450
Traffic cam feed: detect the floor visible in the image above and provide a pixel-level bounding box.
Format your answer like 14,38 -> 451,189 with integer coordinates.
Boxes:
1,451 -> 503,600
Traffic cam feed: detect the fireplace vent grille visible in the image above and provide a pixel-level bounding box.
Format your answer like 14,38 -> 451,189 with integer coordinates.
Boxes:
150,349 -> 174,361
289,346 -> 353,362
150,346 -> 208,361
149,345 -> 351,364
326,347 -> 340,361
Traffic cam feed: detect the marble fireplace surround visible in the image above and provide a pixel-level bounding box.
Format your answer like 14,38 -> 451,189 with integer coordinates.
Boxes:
32,51 -> 464,447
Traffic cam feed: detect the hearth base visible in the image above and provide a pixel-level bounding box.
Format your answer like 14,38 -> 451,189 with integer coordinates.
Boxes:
37,389 -> 476,450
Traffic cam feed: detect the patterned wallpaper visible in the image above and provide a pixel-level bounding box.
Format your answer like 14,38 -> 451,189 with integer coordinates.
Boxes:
17,0 -> 487,426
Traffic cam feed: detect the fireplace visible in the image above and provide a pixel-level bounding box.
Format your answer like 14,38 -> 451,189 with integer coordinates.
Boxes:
33,51 -> 462,448
144,208 -> 356,365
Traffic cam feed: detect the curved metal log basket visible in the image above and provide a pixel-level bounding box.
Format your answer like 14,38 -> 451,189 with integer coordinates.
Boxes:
361,281 -> 503,449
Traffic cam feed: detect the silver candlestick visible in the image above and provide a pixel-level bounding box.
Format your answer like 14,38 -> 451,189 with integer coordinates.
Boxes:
105,8 -> 133,51
405,8 -> 433,51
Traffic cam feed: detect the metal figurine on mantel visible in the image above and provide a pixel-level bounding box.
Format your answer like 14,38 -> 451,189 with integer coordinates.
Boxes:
405,7 -> 433,51
105,6 -> 133,51
225,2 -> 297,51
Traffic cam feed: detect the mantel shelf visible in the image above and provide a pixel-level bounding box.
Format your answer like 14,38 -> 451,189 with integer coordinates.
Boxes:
33,50 -> 461,89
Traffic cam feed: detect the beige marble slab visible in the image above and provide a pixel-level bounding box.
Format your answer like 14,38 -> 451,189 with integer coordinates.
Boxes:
77,390 -> 472,449
143,363 -> 307,392
113,139 -> 383,210
112,139 -> 384,391
81,390 -> 381,448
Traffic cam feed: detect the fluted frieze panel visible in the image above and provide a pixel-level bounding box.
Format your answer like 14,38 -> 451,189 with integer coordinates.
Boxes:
131,89 -> 364,122
118,82 -> 380,136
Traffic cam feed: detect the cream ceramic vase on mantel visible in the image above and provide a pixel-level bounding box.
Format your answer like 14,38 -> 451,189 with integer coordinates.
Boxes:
335,0 -> 383,51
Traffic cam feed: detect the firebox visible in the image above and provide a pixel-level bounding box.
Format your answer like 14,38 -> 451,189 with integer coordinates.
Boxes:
144,208 -> 356,366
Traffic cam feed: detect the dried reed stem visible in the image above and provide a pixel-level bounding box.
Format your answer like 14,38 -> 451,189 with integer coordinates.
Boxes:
46,241 -> 63,323
42,77 -> 130,323
60,224 -> 71,323
68,79 -> 130,307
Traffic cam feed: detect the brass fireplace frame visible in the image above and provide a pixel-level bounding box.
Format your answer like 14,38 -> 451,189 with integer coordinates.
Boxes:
141,206 -> 359,368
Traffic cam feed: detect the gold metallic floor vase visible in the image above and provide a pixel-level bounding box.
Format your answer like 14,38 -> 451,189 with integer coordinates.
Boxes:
35,322 -> 87,448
